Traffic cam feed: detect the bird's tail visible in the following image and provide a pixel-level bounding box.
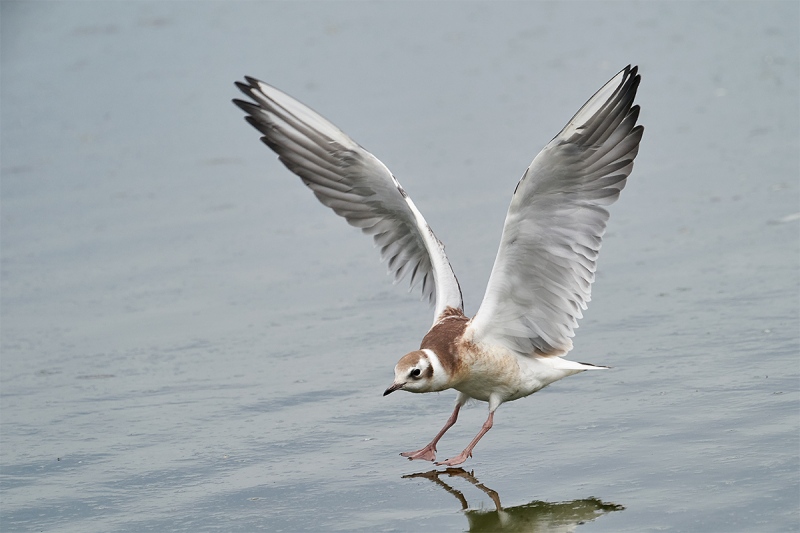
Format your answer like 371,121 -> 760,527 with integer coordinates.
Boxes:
547,357 -> 610,371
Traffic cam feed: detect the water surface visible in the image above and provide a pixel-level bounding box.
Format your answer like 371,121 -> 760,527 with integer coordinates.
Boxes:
2,2 -> 798,531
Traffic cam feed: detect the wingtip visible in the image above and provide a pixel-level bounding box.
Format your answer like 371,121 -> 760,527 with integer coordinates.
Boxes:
232,98 -> 255,112
614,65 -> 640,90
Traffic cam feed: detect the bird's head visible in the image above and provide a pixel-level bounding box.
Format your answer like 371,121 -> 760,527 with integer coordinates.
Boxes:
383,349 -> 439,396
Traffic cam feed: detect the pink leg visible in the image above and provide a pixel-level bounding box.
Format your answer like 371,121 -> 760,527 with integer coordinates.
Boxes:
400,403 -> 462,462
435,411 -> 494,467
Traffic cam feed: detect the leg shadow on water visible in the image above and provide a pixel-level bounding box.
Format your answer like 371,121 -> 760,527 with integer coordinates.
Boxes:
403,468 -> 624,532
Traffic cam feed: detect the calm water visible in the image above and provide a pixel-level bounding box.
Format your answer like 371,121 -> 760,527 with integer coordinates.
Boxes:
2,2 -> 798,532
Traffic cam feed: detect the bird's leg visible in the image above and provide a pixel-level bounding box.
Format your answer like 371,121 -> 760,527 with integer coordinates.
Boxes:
400,402 -> 462,462
435,411 -> 494,467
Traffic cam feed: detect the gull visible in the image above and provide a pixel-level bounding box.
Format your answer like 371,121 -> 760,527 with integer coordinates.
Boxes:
233,66 -> 643,466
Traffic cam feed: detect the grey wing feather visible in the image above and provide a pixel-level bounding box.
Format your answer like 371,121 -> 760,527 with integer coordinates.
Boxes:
468,66 -> 644,356
233,78 -> 463,322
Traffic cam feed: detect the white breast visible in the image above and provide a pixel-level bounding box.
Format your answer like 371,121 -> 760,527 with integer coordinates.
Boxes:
454,343 -> 585,403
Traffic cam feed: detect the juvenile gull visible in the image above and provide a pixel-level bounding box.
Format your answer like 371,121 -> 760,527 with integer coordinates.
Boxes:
233,66 -> 643,466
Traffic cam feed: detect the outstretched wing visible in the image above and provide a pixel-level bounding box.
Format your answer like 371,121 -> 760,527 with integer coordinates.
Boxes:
233,78 -> 463,322
468,66 -> 643,356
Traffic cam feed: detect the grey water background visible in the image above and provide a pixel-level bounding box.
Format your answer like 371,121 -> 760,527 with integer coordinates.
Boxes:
2,1 -> 798,531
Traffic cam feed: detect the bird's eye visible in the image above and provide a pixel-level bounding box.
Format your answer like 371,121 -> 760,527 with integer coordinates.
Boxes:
410,368 -> 421,378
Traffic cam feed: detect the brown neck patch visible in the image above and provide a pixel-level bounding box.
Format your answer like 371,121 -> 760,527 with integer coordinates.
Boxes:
437,306 -> 465,320
420,307 -> 469,376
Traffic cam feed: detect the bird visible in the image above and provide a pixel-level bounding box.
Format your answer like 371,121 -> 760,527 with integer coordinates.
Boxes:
233,65 -> 643,466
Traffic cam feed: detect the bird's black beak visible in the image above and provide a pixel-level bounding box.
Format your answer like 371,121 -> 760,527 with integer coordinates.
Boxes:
383,382 -> 405,396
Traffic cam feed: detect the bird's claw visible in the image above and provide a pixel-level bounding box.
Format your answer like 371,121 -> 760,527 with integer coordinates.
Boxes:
400,445 -> 437,462
434,451 -> 471,467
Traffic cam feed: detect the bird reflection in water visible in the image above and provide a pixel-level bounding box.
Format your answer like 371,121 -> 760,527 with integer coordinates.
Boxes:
403,468 -> 624,532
